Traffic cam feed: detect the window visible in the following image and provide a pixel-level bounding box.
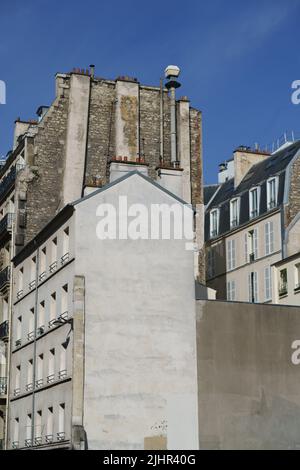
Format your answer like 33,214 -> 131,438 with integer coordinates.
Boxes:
17,267 -> 23,297
16,316 -> 22,345
210,209 -> 219,238
59,343 -> 67,379
27,359 -> 33,391
227,239 -> 236,271
58,404 -> 65,441
279,269 -> 288,297
46,407 -> 54,443
40,247 -> 47,281
207,248 -> 216,278
37,301 -> 45,334
28,308 -> 35,341
62,227 -> 70,264
267,177 -> 278,210
264,266 -> 272,301
249,187 -> 260,219
25,414 -> 32,446
35,410 -> 42,444
265,221 -> 274,255
247,229 -> 258,262
36,354 -> 44,388
227,280 -> 236,301
61,284 -> 68,317
50,237 -> 58,273
48,349 -> 55,383
49,292 -> 57,327
29,256 -> 36,289
15,365 -> 21,396
230,198 -> 240,228
248,272 -> 258,303
13,418 -> 19,448
294,263 -> 300,291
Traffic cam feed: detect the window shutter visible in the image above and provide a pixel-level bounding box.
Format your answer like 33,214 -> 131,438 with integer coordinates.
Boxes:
244,233 -> 248,262
254,228 -> 258,259
254,272 -> 258,302
265,223 -> 270,256
232,240 -> 236,269
269,222 -> 274,254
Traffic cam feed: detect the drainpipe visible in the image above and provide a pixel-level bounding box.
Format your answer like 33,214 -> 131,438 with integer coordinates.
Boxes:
164,66 -> 181,167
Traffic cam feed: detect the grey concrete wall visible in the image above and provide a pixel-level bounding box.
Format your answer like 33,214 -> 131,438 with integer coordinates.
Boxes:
75,173 -> 199,450
196,300 -> 300,449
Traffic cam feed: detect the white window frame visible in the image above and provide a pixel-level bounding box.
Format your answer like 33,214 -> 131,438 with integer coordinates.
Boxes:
249,186 -> 260,219
227,239 -> 236,271
265,221 -> 274,256
230,198 -> 240,229
264,266 -> 272,302
248,271 -> 258,303
210,209 -> 220,238
227,280 -> 236,301
267,177 -> 278,211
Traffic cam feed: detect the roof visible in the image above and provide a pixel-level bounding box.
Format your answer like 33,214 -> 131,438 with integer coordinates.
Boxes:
204,185 -> 220,205
205,140 -> 300,241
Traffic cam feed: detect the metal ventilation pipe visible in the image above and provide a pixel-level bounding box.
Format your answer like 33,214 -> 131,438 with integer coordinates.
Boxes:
165,65 -> 181,167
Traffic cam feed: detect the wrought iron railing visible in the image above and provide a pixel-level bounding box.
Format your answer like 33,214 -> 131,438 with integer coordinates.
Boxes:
0,213 -> 13,238
279,283 -> 288,297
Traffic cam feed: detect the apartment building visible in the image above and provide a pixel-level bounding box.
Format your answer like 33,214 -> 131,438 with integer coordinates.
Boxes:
7,170 -> 199,450
0,65 -> 204,447
205,141 -> 300,303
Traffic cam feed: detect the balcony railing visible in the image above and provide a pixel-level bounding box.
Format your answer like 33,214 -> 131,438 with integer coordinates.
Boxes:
13,387 -> 20,397
47,374 -> 55,384
0,319 -> 9,340
0,377 -> 7,396
45,434 -> 53,444
230,218 -> 238,228
49,261 -> 57,274
34,437 -> 42,446
61,252 -> 69,265
25,438 -> 32,448
28,279 -> 36,290
25,383 -> 33,392
36,325 -> 45,337
15,338 -> 21,348
35,378 -> 43,388
58,369 -> 67,380
0,266 -> 10,292
12,441 -> 19,449
249,252 -> 255,263
0,166 -> 16,201
0,213 -> 13,239
250,210 -> 258,219
57,432 -> 65,442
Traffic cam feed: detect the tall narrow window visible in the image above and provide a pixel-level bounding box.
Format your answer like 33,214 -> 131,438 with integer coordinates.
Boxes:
61,284 -> 68,319
227,239 -> 236,271
48,349 -> 55,384
267,177 -> 278,210
248,272 -> 258,303
17,267 -> 23,297
13,418 -> 19,448
230,198 -> 240,228
27,359 -> 33,391
210,209 -> 219,238
25,414 -> 32,447
39,247 -> 47,281
16,316 -> 22,346
59,343 -> 67,380
49,292 -> 57,328
50,237 -> 58,273
62,227 -> 70,265
2,296 -> 8,322
15,365 -> 21,396
264,266 -> 272,302
46,407 -> 54,443
227,280 -> 236,301
35,410 -> 42,444
36,354 -> 43,388
28,308 -> 35,341
279,269 -> 288,297
29,256 -> 36,290
249,187 -> 260,219
207,248 -> 216,278
248,229 -> 258,262
58,404 -> 65,441
265,221 -> 274,255
37,301 -> 45,335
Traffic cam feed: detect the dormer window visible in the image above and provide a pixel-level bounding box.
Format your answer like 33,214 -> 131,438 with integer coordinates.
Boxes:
210,209 -> 219,238
249,187 -> 260,219
267,177 -> 278,211
230,198 -> 240,229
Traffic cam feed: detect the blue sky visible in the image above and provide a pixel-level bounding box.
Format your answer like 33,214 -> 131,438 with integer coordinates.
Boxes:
0,0 -> 300,184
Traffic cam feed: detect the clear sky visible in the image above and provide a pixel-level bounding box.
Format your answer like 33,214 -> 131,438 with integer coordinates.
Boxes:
0,0 -> 300,184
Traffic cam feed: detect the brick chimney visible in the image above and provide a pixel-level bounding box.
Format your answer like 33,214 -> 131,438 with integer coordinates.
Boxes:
233,146 -> 270,188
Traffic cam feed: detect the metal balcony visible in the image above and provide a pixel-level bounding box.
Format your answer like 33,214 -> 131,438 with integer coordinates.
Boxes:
0,319 -> 9,341
0,266 -> 10,292
0,166 -> 16,202
0,212 -> 13,240
0,377 -> 7,396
